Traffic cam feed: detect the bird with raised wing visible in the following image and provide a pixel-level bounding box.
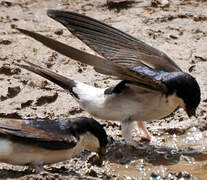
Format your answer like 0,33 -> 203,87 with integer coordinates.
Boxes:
16,9 -> 201,144
0,117 -> 107,172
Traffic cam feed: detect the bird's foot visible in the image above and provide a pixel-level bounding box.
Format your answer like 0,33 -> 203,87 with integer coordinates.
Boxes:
139,136 -> 151,143
26,163 -> 44,174
122,119 -> 152,147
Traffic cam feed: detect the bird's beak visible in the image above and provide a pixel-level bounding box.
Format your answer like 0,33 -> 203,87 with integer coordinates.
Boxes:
96,147 -> 107,166
186,108 -> 196,118
87,147 -> 106,166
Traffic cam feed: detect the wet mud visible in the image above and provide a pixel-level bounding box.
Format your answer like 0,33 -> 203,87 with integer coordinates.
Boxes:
1,0 -> 207,179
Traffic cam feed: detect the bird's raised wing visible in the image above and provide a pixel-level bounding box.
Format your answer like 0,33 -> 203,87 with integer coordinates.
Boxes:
47,10 -> 182,72
0,118 -> 78,150
17,28 -> 167,92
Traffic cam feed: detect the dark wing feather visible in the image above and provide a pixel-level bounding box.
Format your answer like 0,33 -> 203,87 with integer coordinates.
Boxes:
16,28 -> 167,92
0,118 -> 77,149
47,9 -> 182,72
16,60 -> 78,93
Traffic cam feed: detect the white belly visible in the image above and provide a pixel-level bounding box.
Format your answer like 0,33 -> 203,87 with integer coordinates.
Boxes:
0,138 -> 84,166
0,133 -> 100,167
79,87 -> 180,122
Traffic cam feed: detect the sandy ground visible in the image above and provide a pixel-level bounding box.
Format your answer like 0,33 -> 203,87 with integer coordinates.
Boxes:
1,0 -> 207,179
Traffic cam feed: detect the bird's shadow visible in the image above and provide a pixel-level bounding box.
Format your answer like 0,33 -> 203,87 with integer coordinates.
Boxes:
106,139 -> 207,165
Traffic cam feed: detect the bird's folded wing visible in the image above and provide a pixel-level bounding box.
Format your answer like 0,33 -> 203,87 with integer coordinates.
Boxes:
47,9 -> 182,73
0,118 -> 77,149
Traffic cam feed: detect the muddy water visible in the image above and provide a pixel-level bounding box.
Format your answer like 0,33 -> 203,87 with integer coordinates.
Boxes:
107,128 -> 207,179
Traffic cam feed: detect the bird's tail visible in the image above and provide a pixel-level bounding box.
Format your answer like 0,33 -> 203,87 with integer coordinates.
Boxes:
16,60 -> 80,99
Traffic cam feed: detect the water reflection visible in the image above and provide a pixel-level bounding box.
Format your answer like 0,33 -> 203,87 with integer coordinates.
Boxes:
106,140 -> 204,166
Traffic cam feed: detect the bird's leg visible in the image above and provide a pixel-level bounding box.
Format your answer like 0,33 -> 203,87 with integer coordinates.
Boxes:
122,118 -> 151,145
122,118 -> 139,146
137,121 -> 151,141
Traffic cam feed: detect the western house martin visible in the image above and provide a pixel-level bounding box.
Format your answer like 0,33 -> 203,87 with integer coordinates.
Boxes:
16,9 -> 201,144
0,117 -> 107,172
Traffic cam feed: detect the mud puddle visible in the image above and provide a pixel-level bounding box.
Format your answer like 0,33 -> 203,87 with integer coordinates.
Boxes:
107,127 -> 207,179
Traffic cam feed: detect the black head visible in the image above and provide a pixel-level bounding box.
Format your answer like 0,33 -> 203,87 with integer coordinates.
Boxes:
71,117 -> 108,152
164,72 -> 201,117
